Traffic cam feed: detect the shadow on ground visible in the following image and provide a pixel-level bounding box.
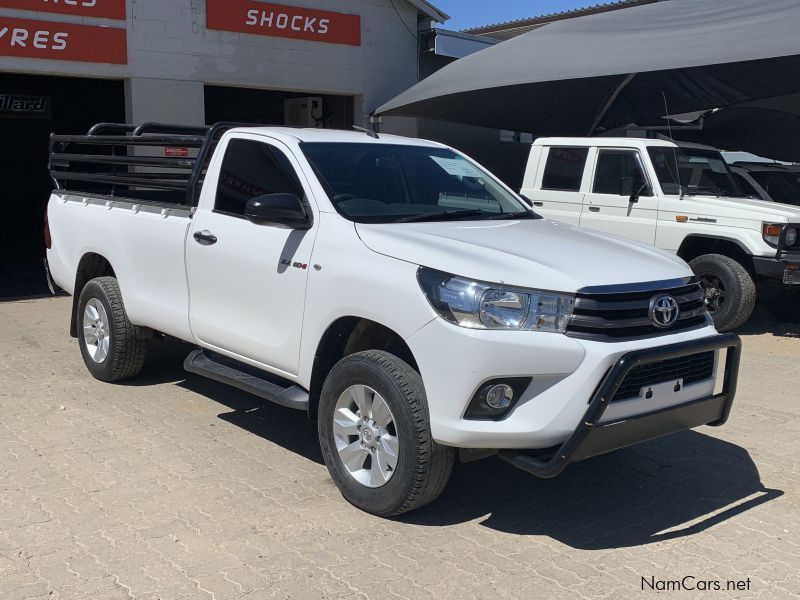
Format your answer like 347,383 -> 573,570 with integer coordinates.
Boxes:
403,433 -> 781,549
736,292 -> 800,337
132,337 -> 781,551
131,337 -> 323,464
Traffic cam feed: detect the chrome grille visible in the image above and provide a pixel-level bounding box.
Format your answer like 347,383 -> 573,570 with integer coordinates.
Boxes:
567,279 -> 708,341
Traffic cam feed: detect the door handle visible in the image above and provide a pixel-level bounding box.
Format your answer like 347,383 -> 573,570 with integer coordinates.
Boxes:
533,201 -> 544,207
193,230 -> 218,245
588,206 -> 600,212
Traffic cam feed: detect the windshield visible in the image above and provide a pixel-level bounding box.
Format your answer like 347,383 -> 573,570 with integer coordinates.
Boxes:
647,146 -> 745,197
300,142 -> 533,223
749,170 -> 800,206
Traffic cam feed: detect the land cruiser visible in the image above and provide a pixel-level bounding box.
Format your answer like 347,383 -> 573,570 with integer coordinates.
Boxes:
45,123 -> 740,515
521,138 -> 800,331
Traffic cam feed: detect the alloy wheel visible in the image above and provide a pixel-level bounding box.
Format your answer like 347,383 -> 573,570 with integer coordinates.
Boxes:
333,384 -> 399,488
83,298 -> 110,363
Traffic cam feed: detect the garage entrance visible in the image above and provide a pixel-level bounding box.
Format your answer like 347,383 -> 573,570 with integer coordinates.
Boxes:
204,85 -> 355,129
0,74 -> 124,298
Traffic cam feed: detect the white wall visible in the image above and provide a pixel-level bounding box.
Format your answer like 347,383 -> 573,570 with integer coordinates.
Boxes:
0,0 -> 423,127
125,78 -> 205,125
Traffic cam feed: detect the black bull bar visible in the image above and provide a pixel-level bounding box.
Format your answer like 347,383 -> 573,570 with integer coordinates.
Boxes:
500,333 -> 742,478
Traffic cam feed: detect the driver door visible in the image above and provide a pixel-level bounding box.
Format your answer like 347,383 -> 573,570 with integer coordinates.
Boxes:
580,148 -> 658,244
186,135 -> 317,376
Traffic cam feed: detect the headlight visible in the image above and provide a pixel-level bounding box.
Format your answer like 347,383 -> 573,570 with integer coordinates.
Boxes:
762,223 -> 797,247
417,267 -> 575,332
786,227 -> 798,247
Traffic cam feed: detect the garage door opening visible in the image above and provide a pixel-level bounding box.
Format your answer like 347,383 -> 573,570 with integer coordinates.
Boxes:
0,74 -> 124,299
205,85 -> 355,130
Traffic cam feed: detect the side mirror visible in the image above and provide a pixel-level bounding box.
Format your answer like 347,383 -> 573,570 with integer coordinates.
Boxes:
620,177 -> 647,204
245,193 -> 311,229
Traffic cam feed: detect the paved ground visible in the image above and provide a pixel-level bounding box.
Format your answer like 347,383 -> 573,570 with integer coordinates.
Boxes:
1,296 -> 798,600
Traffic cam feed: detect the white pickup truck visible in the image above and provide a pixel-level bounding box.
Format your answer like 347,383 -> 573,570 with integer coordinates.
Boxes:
520,138 -> 800,331
45,123 -> 740,516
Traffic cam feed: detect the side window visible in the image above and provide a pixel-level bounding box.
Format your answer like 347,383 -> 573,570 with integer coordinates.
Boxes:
593,150 -> 651,196
215,139 -> 304,217
541,147 -> 588,191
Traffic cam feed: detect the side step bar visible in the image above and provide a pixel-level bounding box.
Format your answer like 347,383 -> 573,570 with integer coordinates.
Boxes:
183,349 -> 309,411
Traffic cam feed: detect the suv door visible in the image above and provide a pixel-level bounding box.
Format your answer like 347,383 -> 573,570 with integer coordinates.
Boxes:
186,135 -> 317,376
580,148 -> 657,244
529,146 -> 589,225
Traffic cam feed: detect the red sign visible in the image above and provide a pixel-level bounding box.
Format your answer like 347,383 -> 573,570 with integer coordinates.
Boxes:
207,0 -> 361,47
0,0 -> 125,20
165,147 -> 190,158
0,17 -> 127,64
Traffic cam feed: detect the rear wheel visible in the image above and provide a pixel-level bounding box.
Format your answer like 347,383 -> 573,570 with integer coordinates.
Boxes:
318,351 -> 454,516
689,253 -> 756,331
78,276 -> 149,382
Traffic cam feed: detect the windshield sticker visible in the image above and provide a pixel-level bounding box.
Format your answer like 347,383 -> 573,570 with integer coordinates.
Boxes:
431,157 -> 483,179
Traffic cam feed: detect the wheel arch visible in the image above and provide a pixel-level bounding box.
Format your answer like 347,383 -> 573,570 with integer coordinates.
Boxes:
308,317 -> 419,419
677,235 -> 754,271
70,252 -> 116,337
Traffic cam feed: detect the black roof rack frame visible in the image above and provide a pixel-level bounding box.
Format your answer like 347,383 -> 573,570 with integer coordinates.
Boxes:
49,121 -> 261,206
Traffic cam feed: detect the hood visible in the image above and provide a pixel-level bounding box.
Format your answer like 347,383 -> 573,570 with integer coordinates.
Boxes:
669,194 -> 800,222
356,218 -> 691,293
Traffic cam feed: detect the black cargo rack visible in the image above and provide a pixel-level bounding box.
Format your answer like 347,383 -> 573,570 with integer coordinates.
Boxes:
49,121 -> 260,206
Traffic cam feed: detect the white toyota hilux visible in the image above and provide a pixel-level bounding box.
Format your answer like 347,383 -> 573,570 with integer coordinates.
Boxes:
521,137 -> 800,331
45,123 -> 740,516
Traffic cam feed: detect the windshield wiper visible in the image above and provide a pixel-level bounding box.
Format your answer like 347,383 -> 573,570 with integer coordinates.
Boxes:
478,210 -> 537,220
395,209 -> 487,223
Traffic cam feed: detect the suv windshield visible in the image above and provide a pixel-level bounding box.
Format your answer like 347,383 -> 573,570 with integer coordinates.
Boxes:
749,170 -> 800,206
648,146 -> 745,197
301,142 -> 533,223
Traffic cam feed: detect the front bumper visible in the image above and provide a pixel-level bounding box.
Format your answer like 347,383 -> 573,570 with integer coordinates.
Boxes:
409,316 -> 723,448
499,333 -> 741,478
752,256 -> 800,284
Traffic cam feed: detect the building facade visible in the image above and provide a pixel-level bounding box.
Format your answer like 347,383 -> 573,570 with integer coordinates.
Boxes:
0,0 -> 445,295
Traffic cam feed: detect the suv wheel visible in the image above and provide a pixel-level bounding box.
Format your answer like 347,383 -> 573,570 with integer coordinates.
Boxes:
318,350 -> 454,516
78,276 -> 149,382
689,254 -> 756,331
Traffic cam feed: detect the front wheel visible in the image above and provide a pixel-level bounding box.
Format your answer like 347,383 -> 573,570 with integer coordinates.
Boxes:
689,254 -> 756,332
318,351 -> 454,516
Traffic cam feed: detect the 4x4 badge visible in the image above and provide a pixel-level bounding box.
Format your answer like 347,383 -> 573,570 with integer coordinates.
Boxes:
281,259 -> 308,270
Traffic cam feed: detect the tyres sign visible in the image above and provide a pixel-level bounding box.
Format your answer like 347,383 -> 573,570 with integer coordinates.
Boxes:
207,0 -> 361,47
0,17 -> 127,64
0,0 -> 125,20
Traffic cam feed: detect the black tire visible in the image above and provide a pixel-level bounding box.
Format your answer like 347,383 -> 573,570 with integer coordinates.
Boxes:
318,350 -> 454,516
689,253 -> 756,332
77,276 -> 149,382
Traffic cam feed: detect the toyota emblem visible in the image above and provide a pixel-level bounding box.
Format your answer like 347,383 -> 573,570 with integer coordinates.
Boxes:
649,294 -> 680,328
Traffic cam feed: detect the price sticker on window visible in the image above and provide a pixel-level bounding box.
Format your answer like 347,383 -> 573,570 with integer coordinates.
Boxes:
431,157 -> 483,179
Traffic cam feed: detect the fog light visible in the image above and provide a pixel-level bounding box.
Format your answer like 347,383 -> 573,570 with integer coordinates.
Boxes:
464,377 -> 531,420
485,384 -> 514,409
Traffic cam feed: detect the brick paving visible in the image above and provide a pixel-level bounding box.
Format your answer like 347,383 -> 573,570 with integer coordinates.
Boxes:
1,296 -> 798,599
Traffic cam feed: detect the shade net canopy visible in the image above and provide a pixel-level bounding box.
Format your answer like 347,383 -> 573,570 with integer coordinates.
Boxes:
673,94 -> 800,163
376,0 -> 800,137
